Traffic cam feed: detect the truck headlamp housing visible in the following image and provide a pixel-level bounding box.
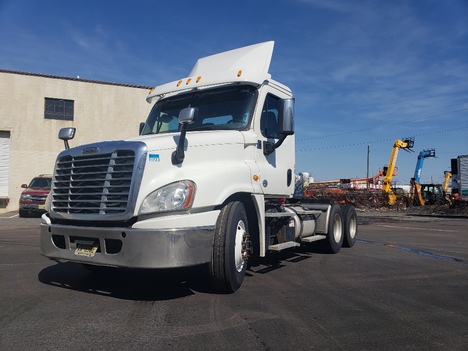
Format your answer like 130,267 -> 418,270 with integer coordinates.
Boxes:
139,180 -> 196,215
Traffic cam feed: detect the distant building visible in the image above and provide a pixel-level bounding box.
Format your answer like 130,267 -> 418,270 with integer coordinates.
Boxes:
0,69 -> 153,213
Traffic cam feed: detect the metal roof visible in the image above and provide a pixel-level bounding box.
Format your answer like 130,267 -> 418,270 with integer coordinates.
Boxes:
0,69 -> 152,90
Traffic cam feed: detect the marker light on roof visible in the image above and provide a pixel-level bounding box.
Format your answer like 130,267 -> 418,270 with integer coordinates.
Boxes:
149,87 -> 155,94
177,80 -> 182,87
237,70 -> 243,77
196,76 -> 202,83
186,78 -> 192,85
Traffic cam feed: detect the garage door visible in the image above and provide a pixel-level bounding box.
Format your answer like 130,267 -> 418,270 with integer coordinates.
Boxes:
0,131 -> 10,197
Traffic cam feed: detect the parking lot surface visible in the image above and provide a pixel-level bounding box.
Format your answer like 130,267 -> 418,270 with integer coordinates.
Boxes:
0,211 -> 467,351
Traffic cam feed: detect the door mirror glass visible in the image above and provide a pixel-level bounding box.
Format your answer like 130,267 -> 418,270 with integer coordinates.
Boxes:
278,98 -> 295,135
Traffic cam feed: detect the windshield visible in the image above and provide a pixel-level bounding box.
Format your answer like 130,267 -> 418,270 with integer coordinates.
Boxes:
29,178 -> 51,189
141,85 -> 257,135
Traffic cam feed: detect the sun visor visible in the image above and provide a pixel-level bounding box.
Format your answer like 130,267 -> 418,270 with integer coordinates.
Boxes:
146,41 -> 275,104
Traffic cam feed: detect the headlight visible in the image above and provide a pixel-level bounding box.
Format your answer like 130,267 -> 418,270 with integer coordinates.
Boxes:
21,194 -> 32,200
139,180 -> 196,215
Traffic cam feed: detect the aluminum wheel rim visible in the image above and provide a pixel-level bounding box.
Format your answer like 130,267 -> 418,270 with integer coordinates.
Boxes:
234,220 -> 246,272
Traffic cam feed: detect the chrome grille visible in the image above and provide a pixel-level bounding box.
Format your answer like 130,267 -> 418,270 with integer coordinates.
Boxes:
52,150 -> 135,214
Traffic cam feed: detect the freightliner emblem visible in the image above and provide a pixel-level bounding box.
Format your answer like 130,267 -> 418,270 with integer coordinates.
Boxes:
82,147 -> 100,154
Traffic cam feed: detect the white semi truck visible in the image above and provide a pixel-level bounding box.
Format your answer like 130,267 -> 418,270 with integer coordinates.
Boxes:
40,42 -> 357,293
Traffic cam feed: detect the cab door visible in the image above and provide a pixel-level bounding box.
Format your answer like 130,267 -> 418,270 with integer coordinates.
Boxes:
254,93 -> 295,197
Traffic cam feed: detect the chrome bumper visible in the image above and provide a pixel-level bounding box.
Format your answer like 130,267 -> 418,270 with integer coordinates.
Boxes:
40,213 -> 218,269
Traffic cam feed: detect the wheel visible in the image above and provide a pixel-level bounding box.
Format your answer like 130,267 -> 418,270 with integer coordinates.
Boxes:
323,204 -> 344,253
19,209 -> 28,218
341,204 -> 357,248
209,201 -> 250,293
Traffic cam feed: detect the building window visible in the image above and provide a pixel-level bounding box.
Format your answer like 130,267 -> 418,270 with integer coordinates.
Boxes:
44,98 -> 74,121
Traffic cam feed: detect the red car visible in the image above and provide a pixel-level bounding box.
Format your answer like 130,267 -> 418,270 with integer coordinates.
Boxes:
19,174 -> 52,218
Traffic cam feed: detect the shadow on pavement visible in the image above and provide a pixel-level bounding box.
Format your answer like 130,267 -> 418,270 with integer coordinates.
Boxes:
38,242 -> 331,300
38,261 -> 211,301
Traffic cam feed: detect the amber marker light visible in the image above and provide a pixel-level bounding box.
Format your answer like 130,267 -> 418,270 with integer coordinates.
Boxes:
237,70 -> 243,77
177,80 -> 183,87
253,175 -> 259,181
186,78 -> 192,85
196,76 -> 202,83
149,87 -> 155,94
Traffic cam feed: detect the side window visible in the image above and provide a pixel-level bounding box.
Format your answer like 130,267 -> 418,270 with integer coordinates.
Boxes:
260,95 -> 280,139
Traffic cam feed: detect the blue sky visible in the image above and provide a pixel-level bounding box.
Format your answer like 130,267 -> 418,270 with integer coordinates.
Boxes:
1,0 -> 467,185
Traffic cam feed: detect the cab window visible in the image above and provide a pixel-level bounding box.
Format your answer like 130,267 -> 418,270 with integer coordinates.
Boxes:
260,95 -> 281,139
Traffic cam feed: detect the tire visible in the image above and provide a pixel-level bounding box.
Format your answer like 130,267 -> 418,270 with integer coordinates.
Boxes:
209,201 -> 250,293
323,204 -> 344,253
19,209 -> 28,218
341,204 -> 357,248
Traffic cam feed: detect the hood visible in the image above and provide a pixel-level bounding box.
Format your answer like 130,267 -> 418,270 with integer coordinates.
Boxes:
130,129 -> 246,153
22,188 -> 50,196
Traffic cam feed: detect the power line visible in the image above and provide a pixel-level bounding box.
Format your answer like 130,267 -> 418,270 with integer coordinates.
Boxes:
297,107 -> 468,142
297,125 -> 468,152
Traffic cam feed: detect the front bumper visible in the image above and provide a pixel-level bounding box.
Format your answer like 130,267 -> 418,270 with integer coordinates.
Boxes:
20,203 -> 46,212
40,210 -> 219,269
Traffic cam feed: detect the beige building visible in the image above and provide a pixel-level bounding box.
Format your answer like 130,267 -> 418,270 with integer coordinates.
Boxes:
0,69 -> 153,213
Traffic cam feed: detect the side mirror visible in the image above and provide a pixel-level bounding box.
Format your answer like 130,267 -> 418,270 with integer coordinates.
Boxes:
278,98 -> 295,135
172,107 -> 197,165
178,107 -> 198,124
263,99 -> 294,156
21,184 -> 28,189
58,127 -> 76,149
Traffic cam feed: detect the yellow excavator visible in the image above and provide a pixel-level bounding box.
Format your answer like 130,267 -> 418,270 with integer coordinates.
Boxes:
382,137 -> 414,205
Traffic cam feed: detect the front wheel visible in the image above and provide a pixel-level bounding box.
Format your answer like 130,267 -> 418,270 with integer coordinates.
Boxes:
209,201 -> 250,293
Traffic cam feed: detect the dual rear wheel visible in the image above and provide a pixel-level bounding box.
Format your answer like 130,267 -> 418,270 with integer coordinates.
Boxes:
323,204 -> 358,253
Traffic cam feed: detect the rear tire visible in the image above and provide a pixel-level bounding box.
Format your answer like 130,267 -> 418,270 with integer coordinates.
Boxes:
323,204 -> 344,253
209,201 -> 249,293
341,204 -> 357,248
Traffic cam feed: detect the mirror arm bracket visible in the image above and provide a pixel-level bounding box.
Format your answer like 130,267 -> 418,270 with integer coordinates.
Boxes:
172,123 -> 189,165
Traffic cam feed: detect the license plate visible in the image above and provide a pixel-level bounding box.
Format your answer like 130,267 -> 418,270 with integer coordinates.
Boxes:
38,204 -> 45,210
75,243 -> 99,257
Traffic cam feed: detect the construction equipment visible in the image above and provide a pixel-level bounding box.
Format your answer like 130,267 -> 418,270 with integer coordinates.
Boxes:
409,148 -> 435,206
382,137 -> 414,205
442,171 -> 452,205
415,171 -> 452,206
368,166 -> 398,189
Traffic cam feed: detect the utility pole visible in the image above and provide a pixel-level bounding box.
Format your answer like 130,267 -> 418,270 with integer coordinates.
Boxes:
366,144 -> 370,190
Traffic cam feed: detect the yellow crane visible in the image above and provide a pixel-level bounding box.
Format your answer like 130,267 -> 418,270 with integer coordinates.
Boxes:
382,137 -> 414,205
